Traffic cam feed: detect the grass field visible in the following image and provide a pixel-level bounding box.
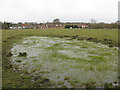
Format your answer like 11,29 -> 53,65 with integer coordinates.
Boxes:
2,29 -> 119,88
2,29 -> 118,45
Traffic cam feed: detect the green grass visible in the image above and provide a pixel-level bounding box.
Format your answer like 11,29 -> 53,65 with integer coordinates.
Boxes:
2,28 -> 118,41
1,29 -> 119,88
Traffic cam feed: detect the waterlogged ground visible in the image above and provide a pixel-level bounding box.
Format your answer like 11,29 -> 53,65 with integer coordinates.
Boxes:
10,36 -> 118,88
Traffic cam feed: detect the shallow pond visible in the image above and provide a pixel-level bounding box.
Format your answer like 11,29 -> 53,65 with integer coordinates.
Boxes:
11,36 -> 118,88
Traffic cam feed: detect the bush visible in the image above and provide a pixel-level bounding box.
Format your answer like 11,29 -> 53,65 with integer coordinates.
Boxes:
65,25 -> 78,28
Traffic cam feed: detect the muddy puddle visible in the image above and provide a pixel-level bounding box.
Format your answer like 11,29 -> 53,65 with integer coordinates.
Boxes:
10,36 -> 118,87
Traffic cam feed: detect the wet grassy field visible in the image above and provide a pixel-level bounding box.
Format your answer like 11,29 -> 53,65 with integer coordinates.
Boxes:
2,29 -> 118,46
2,29 -> 119,88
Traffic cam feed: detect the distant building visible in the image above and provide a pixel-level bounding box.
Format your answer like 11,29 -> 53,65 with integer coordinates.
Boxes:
7,18 -> 89,29
45,22 -> 65,29
44,19 -> 89,29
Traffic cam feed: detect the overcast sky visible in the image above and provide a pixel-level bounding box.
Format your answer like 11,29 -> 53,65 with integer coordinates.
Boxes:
0,0 -> 119,23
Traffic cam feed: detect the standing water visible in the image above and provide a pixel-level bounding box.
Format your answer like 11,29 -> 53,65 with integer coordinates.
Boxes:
11,36 -> 118,88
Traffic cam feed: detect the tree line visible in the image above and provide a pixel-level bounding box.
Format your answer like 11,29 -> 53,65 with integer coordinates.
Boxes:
64,23 -> 118,29
89,23 -> 118,29
2,22 -> 12,29
1,22 -> 119,29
